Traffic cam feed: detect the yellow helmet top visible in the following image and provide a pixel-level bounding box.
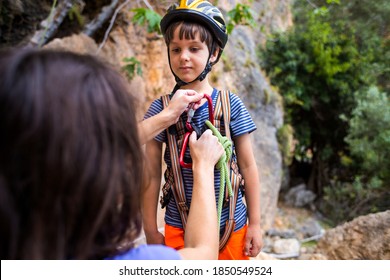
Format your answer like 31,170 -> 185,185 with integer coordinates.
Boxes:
160,0 -> 228,49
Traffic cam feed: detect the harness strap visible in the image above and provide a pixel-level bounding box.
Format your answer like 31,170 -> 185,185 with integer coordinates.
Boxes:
216,90 -> 241,251
161,95 -> 189,229
214,92 -> 230,205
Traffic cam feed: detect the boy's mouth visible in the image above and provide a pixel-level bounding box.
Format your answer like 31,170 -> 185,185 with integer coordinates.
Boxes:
179,66 -> 192,73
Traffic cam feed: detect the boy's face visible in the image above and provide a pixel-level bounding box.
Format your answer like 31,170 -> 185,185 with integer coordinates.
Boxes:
168,25 -> 217,83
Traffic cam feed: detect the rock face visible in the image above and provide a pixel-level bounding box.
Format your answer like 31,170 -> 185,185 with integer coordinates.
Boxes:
210,0 -> 292,230
6,0 -> 294,231
284,184 -> 316,207
315,211 -> 390,260
4,3 -> 390,261
96,0 -> 293,230
220,24 -> 284,230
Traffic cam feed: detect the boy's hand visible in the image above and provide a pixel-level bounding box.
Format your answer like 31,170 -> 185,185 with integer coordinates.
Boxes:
244,224 -> 263,257
145,230 -> 165,245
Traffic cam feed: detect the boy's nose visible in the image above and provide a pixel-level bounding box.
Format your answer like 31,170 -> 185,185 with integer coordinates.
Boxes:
180,50 -> 190,61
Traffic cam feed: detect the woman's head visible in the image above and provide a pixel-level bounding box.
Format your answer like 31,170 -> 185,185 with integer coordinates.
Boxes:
0,49 -> 143,259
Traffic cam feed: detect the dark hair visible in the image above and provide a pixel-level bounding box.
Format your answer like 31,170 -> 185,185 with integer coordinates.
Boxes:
0,49 -> 143,259
164,21 -> 215,54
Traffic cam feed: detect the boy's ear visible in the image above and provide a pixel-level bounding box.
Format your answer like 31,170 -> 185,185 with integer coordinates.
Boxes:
209,47 -> 220,64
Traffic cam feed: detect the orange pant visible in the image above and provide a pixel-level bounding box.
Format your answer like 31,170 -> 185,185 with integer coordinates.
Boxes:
164,224 -> 249,260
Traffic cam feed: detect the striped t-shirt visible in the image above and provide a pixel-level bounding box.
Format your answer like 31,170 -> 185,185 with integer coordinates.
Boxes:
144,88 -> 256,234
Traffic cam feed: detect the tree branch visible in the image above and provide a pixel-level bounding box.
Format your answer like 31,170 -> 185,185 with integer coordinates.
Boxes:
83,0 -> 120,37
142,0 -> 154,11
28,0 -> 77,47
96,0 -> 132,54
306,0 -> 318,9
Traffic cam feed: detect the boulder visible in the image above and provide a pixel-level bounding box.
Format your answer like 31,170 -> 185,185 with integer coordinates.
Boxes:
315,211 -> 390,259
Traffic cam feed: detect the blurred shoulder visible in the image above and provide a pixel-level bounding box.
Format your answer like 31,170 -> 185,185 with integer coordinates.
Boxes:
107,244 -> 181,260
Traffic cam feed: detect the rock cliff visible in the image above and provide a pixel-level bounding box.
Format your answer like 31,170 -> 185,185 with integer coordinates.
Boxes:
101,0 -> 293,230
2,0 -> 294,230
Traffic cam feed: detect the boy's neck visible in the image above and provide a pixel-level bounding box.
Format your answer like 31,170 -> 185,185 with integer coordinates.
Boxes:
180,80 -> 214,96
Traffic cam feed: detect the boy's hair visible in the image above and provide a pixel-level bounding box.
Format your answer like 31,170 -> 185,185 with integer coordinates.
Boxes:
160,0 -> 228,50
164,21 -> 215,55
0,49 -> 143,259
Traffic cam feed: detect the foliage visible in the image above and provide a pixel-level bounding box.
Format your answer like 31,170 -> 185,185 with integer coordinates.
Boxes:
319,84 -> 390,225
259,0 -> 389,224
68,3 -> 85,26
277,124 -> 295,166
320,177 -> 389,225
260,6 -> 365,165
296,0 -> 390,91
344,86 -> 390,182
131,8 -> 162,34
122,57 -> 142,80
129,4 -> 258,36
226,3 -> 256,34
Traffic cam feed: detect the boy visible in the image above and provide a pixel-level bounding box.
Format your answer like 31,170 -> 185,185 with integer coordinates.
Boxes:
143,0 -> 262,260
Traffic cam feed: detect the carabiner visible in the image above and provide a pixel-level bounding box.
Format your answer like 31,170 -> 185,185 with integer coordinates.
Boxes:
179,94 -> 214,168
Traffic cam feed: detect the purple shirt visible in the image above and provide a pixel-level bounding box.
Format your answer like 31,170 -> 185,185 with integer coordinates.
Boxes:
106,244 -> 181,260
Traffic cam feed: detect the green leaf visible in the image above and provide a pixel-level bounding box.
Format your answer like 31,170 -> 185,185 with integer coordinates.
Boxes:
122,57 -> 143,80
131,8 -> 162,34
226,3 -> 256,34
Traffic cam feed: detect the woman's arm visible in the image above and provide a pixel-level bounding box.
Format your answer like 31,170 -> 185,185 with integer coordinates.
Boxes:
142,139 -> 164,244
234,133 -> 263,257
178,130 -> 223,260
138,90 -> 203,144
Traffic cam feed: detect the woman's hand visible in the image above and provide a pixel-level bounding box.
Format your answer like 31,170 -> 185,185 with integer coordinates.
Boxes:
189,130 -> 224,169
180,130 -> 223,260
166,90 -> 203,125
139,90 -> 203,144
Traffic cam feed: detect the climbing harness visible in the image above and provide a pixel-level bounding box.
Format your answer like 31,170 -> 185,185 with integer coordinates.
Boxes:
161,90 -> 244,251
179,94 -> 214,168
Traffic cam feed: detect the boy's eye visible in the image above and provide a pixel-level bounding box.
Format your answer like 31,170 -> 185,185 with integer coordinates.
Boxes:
190,47 -> 199,52
171,48 -> 180,53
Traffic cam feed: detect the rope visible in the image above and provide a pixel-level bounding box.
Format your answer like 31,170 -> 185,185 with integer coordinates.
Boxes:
205,120 -> 233,230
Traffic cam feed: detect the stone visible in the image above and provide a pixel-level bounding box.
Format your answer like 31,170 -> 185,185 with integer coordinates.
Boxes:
284,183 -> 316,207
315,210 -> 390,259
273,238 -> 300,254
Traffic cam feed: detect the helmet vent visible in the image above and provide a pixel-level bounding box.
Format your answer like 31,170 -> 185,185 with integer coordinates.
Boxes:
198,3 -> 210,8
214,16 -> 225,26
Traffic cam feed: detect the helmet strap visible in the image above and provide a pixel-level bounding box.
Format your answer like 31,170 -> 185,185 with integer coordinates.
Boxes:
197,62 -> 212,81
198,41 -> 216,81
